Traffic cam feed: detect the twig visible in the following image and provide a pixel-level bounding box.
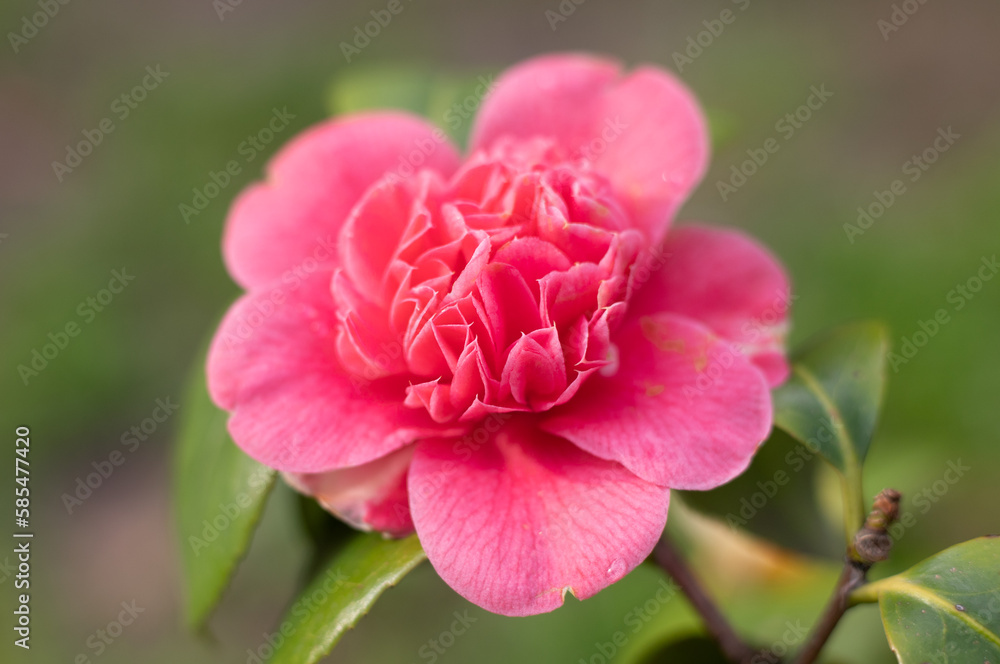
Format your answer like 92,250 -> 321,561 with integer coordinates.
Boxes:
790,561 -> 866,664
790,488 -> 902,664
652,536 -> 757,664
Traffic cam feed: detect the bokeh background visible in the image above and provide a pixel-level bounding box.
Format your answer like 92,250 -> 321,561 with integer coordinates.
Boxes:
3,0 -> 999,662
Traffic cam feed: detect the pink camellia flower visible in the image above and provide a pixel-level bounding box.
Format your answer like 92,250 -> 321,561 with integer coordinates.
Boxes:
208,54 -> 791,616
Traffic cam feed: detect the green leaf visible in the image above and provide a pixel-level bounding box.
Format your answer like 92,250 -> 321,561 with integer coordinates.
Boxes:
852,536 -> 1000,663
772,321 -> 889,536
326,64 -> 434,117
678,427 -> 841,556
705,108 -> 740,152
267,533 -> 426,664
325,64 -> 496,147
174,355 -> 276,631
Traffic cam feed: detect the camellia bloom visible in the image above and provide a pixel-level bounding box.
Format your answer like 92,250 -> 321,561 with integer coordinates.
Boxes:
208,53 -> 791,616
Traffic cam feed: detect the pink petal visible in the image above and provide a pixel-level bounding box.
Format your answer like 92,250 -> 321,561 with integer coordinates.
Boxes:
408,417 -> 670,616
493,236 -> 572,295
207,269 -> 456,473
471,54 -> 708,243
593,68 -> 710,243
472,55 -> 620,156
339,174 -> 428,305
538,262 -> 603,327
629,224 -> 792,385
223,113 -> 461,290
284,445 -> 415,537
331,270 -> 408,380
499,328 -> 567,407
474,263 -> 543,359
541,313 -> 773,490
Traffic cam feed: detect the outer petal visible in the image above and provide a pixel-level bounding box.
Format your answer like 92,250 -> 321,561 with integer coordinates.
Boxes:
223,113 -> 461,290
541,313 -> 772,490
472,54 -> 620,157
408,417 -> 670,616
471,54 -> 708,242
284,445 -> 415,537
207,269 -> 455,473
629,224 -> 792,385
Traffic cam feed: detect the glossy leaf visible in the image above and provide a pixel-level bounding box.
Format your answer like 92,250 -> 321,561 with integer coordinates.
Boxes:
267,533 -> 426,664
678,426 -> 841,557
853,536 -> 1000,663
325,64 -> 495,146
174,355 -> 276,630
774,321 -> 888,473
772,321 -> 888,534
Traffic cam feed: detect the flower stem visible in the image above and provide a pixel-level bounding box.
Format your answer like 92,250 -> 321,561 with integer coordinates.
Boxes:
651,536 -> 756,664
789,561 -> 867,664
790,488 -> 902,664
840,467 -> 867,549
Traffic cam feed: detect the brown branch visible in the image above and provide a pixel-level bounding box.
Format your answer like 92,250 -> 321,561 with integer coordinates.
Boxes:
652,536 -> 757,664
790,488 -> 902,664
789,561 -> 866,664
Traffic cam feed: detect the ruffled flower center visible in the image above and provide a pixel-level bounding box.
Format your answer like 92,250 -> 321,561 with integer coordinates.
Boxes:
334,139 -> 643,422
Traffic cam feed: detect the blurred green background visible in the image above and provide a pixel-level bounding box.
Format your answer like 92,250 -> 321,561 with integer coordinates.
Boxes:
2,0 -> 998,662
